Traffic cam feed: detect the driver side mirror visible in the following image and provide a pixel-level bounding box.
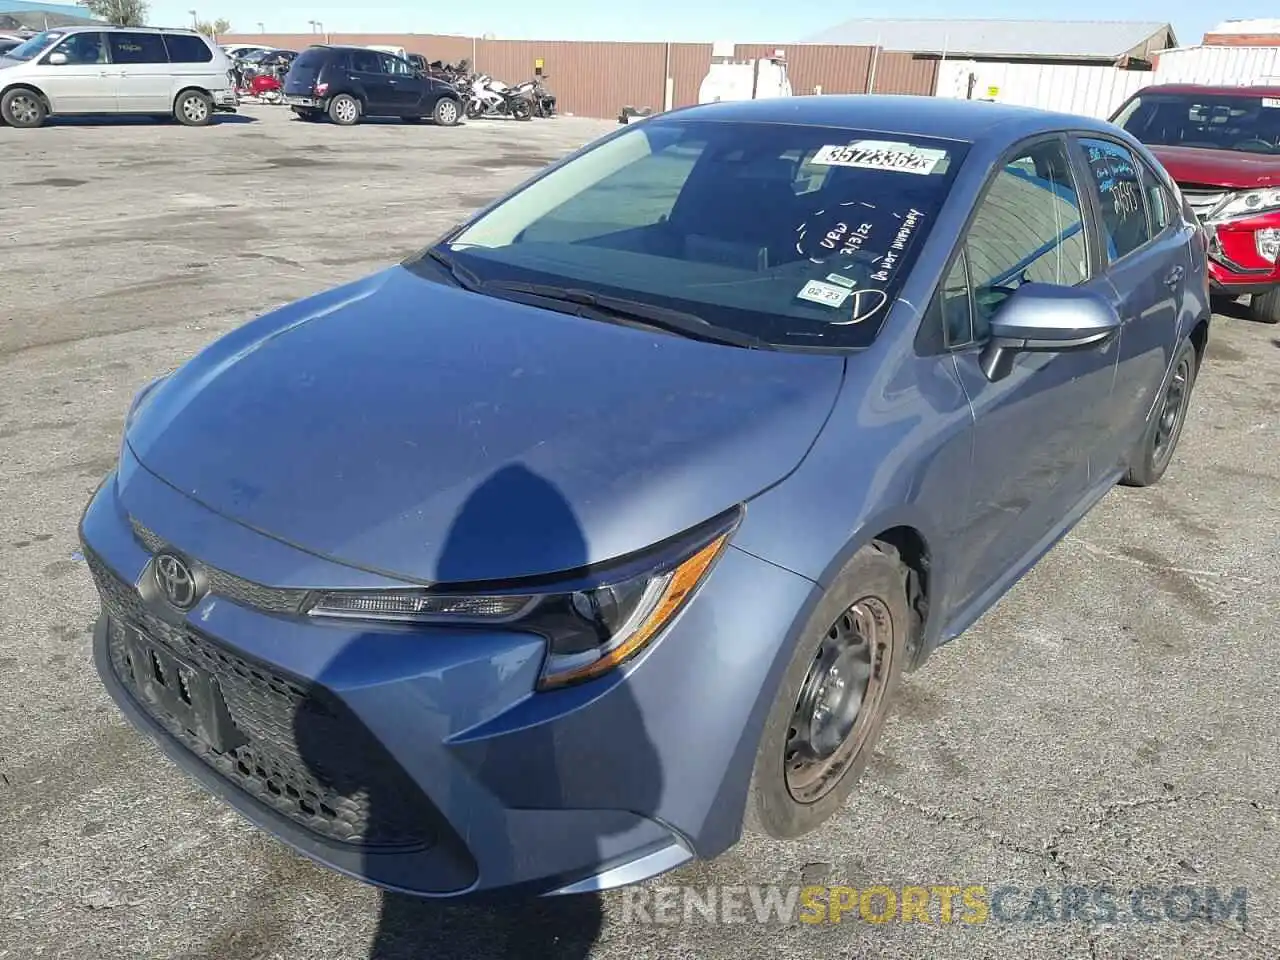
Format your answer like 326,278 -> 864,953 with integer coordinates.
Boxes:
978,282 -> 1121,382
47,52 -> 67,65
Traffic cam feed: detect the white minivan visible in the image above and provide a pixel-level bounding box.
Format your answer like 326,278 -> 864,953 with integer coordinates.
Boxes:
0,25 -> 237,128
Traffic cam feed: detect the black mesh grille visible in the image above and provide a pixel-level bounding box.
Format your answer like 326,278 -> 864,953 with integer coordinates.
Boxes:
128,517 -> 311,615
89,550 -> 436,851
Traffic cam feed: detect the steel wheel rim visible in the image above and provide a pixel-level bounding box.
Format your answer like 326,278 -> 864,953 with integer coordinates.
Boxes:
785,596 -> 892,804
1153,354 -> 1191,461
182,96 -> 208,122
438,100 -> 457,123
336,98 -> 356,123
9,94 -> 38,124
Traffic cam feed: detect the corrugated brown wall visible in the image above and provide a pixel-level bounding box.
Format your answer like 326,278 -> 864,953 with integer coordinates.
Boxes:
222,33 -> 938,118
1203,33 -> 1280,47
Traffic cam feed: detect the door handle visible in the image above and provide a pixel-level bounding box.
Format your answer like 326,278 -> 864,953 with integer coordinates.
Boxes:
1163,266 -> 1184,287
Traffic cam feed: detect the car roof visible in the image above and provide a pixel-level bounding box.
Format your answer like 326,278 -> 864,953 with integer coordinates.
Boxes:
660,94 -> 1123,145
1129,83 -> 1280,97
50,25 -> 208,36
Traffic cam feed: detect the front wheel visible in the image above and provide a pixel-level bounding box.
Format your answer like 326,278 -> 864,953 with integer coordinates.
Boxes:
2,87 -> 48,128
174,90 -> 213,126
432,96 -> 460,126
1249,286 -> 1280,324
1120,336 -> 1199,487
744,541 -> 914,840
328,93 -> 361,126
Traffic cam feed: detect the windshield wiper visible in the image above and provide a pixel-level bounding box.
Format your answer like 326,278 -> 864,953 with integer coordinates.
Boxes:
420,247 -> 483,291
482,280 -> 764,348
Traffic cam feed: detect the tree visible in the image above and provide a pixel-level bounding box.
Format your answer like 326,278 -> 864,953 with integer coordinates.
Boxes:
195,18 -> 231,36
83,0 -> 149,26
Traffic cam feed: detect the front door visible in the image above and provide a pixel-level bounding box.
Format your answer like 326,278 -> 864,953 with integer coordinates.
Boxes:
106,31 -> 173,113
945,135 -> 1119,612
37,31 -> 114,114
1072,136 -> 1186,478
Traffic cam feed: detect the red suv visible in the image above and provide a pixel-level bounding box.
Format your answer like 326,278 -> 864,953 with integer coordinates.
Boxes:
1111,83 -> 1280,323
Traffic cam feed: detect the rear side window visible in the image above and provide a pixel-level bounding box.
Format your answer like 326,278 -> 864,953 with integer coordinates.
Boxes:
292,49 -> 327,70
109,31 -> 168,64
348,49 -> 380,73
163,34 -> 212,63
1078,138 -> 1151,261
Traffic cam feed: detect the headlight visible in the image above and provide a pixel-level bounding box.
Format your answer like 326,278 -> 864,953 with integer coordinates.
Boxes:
306,508 -> 741,690
1212,187 -> 1280,221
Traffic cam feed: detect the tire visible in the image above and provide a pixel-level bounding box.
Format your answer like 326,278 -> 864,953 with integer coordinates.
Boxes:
744,541 -> 914,840
1120,336 -> 1198,488
1,87 -> 47,128
510,97 -> 532,121
291,107 -> 320,122
464,99 -> 483,120
328,93 -> 361,126
1248,287 -> 1280,324
174,89 -> 213,126
432,96 -> 460,126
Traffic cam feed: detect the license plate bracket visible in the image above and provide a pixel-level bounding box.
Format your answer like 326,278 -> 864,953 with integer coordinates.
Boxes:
124,629 -> 246,755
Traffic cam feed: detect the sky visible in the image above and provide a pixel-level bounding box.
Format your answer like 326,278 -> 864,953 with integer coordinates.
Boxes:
147,0 -> 1275,49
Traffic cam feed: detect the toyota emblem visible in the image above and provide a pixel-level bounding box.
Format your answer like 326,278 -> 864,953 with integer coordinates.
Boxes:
154,553 -> 198,610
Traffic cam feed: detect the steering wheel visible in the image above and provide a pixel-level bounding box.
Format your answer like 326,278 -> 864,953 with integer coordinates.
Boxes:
974,283 -> 1019,316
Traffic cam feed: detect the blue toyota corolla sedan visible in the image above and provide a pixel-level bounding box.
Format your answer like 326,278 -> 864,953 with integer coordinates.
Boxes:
81,95 -> 1209,898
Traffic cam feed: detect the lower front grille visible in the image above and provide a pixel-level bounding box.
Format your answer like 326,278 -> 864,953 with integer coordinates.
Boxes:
89,550 -> 437,851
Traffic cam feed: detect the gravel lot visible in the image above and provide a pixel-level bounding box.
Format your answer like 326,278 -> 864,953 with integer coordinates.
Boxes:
1,105 -> 1278,960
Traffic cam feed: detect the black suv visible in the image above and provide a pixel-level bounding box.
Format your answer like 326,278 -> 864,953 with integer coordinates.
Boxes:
283,45 -> 462,126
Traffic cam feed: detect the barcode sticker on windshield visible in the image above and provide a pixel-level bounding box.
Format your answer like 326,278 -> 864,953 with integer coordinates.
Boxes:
1264,98 -> 1280,108
797,279 -> 852,307
811,140 -> 948,175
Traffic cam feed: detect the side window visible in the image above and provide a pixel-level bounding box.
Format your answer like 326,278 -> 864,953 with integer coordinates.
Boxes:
50,31 -> 105,65
109,31 -> 169,64
381,54 -> 412,76
163,34 -> 213,63
349,50 -> 380,74
1141,163 -> 1173,234
1079,138 -> 1151,261
964,138 -> 1091,340
924,250 -> 975,349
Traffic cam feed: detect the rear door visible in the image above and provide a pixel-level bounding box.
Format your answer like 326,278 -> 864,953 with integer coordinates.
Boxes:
1070,136 -> 1185,478
348,48 -> 393,112
37,31 -> 113,113
944,134 -> 1120,612
107,31 -> 172,112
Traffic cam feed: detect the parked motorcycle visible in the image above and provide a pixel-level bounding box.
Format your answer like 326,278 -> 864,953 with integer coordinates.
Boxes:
465,74 -> 533,120
510,75 -> 556,117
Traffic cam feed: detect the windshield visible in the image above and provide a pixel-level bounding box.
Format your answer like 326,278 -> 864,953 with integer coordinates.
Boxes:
435,119 -> 968,349
4,30 -> 61,61
1114,92 -> 1280,154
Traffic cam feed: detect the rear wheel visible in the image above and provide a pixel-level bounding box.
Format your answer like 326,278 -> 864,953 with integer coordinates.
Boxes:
744,541 -> 913,839
291,107 -> 321,121
464,99 -> 483,120
328,93 -> 360,126
510,97 -> 532,121
1249,287 -> 1280,324
1120,336 -> 1198,487
1,87 -> 47,128
432,96 -> 460,126
174,89 -> 213,126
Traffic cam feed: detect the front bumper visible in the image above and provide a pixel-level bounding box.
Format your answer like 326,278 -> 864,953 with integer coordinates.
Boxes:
80,450 -> 814,897
1203,212 -> 1280,292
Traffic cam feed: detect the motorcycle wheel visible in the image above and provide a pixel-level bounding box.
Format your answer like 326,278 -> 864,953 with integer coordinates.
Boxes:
511,97 -> 533,121
464,99 -> 483,120
264,89 -> 283,104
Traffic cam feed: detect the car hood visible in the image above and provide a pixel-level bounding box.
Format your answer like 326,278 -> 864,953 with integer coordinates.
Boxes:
125,266 -> 845,584
1149,144 -> 1280,189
